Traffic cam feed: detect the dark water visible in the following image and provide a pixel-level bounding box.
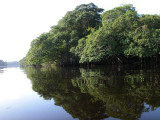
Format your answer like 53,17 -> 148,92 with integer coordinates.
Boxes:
0,65 -> 160,120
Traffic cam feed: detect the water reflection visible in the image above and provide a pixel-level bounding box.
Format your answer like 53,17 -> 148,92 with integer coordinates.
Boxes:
0,68 -> 33,102
0,66 -> 5,74
23,65 -> 160,120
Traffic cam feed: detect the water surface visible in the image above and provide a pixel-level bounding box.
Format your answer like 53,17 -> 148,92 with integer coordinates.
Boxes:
0,65 -> 160,120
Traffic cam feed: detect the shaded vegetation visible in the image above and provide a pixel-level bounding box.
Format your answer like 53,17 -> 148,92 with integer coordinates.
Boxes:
0,60 -> 7,66
20,3 -> 160,66
22,65 -> 160,120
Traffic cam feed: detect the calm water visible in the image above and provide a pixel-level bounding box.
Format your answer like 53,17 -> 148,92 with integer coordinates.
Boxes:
0,65 -> 160,120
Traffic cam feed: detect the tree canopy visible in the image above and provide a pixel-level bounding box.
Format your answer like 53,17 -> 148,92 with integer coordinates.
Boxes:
20,3 -> 160,66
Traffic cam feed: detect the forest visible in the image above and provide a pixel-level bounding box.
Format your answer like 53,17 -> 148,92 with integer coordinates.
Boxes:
19,3 -> 160,66
0,60 -> 7,66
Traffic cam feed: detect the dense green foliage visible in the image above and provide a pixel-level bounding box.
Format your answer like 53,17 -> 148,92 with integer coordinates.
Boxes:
20,3 -> 160,66
0,60 -> 7,66
23,65 -> 160,120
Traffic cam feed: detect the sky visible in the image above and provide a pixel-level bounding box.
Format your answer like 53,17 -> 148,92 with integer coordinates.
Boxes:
0,0 -> 159,62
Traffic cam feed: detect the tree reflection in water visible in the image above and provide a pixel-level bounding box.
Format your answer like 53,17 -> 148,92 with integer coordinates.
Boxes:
22,65 -> 160,120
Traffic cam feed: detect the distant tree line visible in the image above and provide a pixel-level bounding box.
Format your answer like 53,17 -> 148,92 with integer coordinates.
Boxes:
0,60 -> 7,66
20,3 -> 160,66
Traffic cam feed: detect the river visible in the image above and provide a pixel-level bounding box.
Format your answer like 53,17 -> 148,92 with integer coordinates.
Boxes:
0,65 -> 160,120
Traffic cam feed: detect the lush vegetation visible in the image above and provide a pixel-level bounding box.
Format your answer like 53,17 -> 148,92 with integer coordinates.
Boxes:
23,65 -> 160,120
0,60 -> 7,66
20,3 -> 160,66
